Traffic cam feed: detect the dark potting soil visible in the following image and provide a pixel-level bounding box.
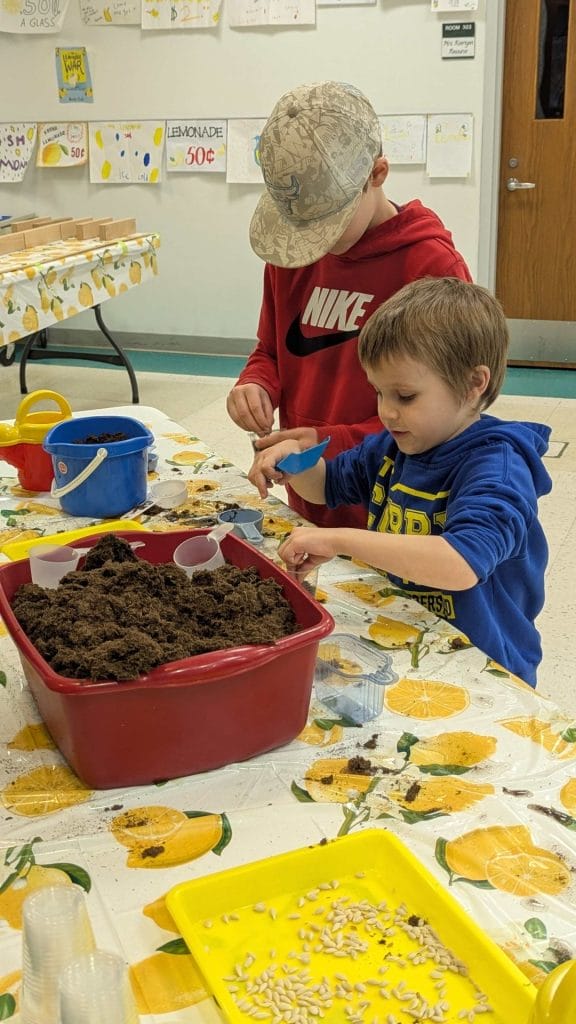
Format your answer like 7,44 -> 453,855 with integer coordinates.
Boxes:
11,535 -> 299,682
72,431 -> 130,444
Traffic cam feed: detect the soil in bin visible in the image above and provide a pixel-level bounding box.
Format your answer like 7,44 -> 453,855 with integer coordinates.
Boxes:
11,535 -> 299,682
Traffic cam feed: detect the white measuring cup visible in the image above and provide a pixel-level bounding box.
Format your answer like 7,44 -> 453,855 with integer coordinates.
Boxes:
121,478 -> 188,518
173,523 -> 233,577
29,540 -> 145,588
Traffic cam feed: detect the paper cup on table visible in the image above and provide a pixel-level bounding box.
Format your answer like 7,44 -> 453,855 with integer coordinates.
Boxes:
59,950 -> 140,1024
29,543 -> 81,588
21,885 -> 96,1024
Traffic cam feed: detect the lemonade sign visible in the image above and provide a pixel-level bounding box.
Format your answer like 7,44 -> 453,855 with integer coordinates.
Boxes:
0,124 -> 36,183
36,122 -> 88,167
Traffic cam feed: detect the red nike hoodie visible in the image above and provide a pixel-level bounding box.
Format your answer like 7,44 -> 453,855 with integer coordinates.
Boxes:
237,199 -> 472,528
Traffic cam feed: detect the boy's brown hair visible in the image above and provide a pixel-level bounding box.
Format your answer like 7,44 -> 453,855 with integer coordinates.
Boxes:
358,277 -> 509,409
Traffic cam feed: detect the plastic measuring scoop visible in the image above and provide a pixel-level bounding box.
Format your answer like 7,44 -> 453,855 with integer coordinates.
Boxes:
120,479 -> 188,518
217,507 -> 264,545
275,436 -> 331,475
30,540 -> 145,589
173,522 -> 233,577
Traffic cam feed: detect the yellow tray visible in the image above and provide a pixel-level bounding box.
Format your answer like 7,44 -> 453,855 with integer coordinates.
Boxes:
167,829 -> 536,1024
0,520 -> 149,560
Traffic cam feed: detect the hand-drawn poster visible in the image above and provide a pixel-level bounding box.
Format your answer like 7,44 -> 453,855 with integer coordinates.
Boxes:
0,0 -> 69,33
426,113 -> 473,177
379,115 -> 427,165
142,0 -> 222,28
0,124 -> 37,182
79,0 -> 140,24
317,0 -> 374,6
89,122 -> 165,183
166,120 -> 227,172
36,123 -> 88,167
228,0 -> 314,27
56,47 -> 94,103
226,119 -> 266,184
431,0 -> 478,10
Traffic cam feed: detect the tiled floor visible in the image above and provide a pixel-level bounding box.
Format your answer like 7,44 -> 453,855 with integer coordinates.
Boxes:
1,358 -> 575,718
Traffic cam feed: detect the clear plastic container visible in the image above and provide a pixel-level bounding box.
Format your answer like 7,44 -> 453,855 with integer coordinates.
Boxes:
314,632 -> 397,724
59,950 -> 139,1024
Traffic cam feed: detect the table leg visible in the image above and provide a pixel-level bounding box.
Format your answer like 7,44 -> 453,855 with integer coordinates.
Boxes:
0,343 -> 16,367
93,305 -> 139,404
17,309 -> 139,404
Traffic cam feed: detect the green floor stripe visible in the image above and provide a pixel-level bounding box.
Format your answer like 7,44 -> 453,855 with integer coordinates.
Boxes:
12,347 -> 576,398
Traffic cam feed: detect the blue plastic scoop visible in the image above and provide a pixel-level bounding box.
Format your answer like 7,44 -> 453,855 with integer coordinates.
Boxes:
275,437 -> 331,475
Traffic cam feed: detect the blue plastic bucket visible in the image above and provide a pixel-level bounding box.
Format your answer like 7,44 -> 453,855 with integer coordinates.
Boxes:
43,416 -> 154,518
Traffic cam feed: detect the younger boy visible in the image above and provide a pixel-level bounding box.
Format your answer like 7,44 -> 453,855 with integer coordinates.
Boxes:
248,277 -> 552,687
227,80 -> 471,530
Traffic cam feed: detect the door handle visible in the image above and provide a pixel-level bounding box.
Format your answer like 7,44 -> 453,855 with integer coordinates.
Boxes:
506,177 -> 536,191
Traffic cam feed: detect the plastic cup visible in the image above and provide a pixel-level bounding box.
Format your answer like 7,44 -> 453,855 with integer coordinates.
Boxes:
29,543 -> 81,588
59,949 -> 140,1024
21,885 -> 96,1024
217,507 -> 264,545
173,534 -> 226,576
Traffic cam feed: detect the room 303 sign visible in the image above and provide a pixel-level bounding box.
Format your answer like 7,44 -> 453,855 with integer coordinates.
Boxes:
441,21 -> 475,60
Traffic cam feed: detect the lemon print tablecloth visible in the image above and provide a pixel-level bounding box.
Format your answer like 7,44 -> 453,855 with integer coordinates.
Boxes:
0,405 -> 575,1023
0,233 -> 160,348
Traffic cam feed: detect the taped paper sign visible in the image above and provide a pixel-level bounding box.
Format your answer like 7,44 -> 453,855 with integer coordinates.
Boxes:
79,0 -> 140,24
166,120 -> 227,172
142,0 -> 222,28
0,124 -> 37,183
431,0 -> 478,9
228,0 -> 314,26
36,123 -> 88,167
0,0 -> 70,33
56,47 -> 94,103
226,119 -> 266,184
379,115 -> 427,165
89,122 -> 165,183
426,113 -> 473,178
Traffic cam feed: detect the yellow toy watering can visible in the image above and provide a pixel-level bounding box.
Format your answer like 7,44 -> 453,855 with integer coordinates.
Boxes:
529,960 -> 576,1022
0,390 -> 72,491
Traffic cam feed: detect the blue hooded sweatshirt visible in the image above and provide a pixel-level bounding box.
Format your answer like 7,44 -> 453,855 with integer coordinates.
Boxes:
324,416 -> 552,686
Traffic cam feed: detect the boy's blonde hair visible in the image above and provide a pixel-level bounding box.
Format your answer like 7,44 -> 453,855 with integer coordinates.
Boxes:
358,277 -> 509,409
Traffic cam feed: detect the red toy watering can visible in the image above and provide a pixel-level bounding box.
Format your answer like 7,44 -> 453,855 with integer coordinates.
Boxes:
0,390 -> 72,491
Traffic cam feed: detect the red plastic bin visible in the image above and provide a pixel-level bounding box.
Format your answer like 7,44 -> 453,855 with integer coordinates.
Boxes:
0,530 -> 334,789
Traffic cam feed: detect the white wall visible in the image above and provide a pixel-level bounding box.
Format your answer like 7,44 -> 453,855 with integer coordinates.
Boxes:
0,0 -> 488,343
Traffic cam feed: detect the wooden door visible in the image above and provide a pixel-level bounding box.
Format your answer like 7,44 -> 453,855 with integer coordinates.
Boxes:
496,0 -> 576,321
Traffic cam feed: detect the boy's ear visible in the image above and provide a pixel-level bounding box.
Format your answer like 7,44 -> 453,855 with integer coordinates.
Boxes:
468,365 -> 491,401
371,156 -> 389,188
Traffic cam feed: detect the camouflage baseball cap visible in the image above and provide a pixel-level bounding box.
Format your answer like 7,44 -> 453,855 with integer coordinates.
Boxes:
249,81 -> 382,269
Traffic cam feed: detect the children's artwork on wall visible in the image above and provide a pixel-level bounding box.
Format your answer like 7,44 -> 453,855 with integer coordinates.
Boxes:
431,0 -> 478,9
317,0 -> 375,6
166,121 -> 227,172
379,115 -> 427,165
0,124 -> 37,183
228,0 -> 314,27
79,0 -> 140,24
89,122 -> 165,183
142,0 -> 222,28
426,113 -> 473,178
56,47 -> 94,103
0,0 -> 69,32
36,123 -> 88,167
226,119 -> 266,183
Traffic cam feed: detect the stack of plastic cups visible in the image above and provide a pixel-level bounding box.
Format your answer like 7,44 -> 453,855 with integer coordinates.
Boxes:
21,886 -> 96,1024
59,950 -> 140,1024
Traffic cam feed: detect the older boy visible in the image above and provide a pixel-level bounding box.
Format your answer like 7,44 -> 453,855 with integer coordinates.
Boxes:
226,80 -> 471,529
248,278 -> 552,686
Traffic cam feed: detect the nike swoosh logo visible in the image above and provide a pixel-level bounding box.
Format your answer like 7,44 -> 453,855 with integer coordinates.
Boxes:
285,314 -> 359,357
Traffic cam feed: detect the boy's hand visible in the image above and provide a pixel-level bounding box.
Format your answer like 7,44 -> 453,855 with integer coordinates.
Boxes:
248,440 -> 302,499
226,383 -> 274,435
278,526 -> 340,572
254,426 -> 319,451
